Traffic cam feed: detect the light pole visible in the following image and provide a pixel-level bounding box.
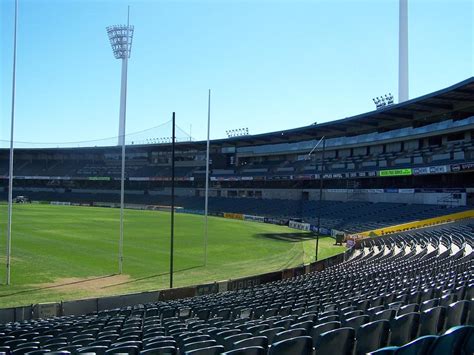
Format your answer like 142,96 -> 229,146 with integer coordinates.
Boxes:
170,113 -> 176,289
307,136 -> 325,262
106,9 -> 134,274
315,138 -> 326,261
6,0 -> 19,286
204,90 -> 211,266
399,0 -> 409,103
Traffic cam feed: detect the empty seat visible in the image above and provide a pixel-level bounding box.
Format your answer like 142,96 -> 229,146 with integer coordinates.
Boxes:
258,327 -> 284,345
440,294 -> 457,307
105,345 -> 139,355
77,346 -> 108,354
268,336 -> 312,355
290,321 -> 313,332
462,325 -> 474,355
6,340 -> 29,349
184,340 -> 218,352
395,335 -> 438,355
372,309 -> 396,322
222,346 -> 266,355
310,321 -> 341,347
233,336 -> 268,350
314,327 -> 355,355
355,320 -> 390,355
420,299 -> 439,312
12,347 -> 40,355
367,346 -> 399,354
389,313 -> 420,346
445,301 -> 470,329
317,315 -> 339,324
222,334 -> 251,351
419,306 -> 446,336
398,304 -> 419,316
183,335 -> 211,346
144,340 -> 176,350
343,310 -> 364,319
58,345 -> 82,353
428,325 -> 473,355
273,328 -> 306,344
344,315 -> 370,329
185,345 -> 225,354
140,346 -> 178,354
272,320 -> 291,330
246,325 -> 268,335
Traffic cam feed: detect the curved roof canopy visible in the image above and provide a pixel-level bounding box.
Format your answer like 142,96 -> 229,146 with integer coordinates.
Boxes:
217,77 -> 474,147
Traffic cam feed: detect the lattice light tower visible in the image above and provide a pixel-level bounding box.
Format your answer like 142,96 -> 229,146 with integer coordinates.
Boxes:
106,23 -> 134,146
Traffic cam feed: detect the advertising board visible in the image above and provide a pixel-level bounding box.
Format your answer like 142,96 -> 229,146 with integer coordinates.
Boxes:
379,169 -> 412,177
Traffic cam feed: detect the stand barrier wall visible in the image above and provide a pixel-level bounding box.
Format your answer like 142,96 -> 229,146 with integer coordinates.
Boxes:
0,251 -> 350,323
356,209 -> 474,237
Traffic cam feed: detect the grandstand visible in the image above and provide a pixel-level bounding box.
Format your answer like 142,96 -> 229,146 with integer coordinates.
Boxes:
0,221 -> 471,354
1,78 -> 474,236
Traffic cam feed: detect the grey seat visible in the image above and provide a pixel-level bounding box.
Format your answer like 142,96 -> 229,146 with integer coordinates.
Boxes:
355,320 -> 389,355
445,300 -> 470,329
222,346 -> 266,355
314,327 -> 355,355
185,345 -> 225,355
272,328 -> 306,344
233,336 -> 268,350
389,312 -> 420,346
310,321 -> 341,347
344,315 -> 370,329
268,336 -> 312,355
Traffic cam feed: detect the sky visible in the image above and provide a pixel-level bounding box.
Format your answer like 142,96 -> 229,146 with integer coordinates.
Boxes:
0,0 -> 472,148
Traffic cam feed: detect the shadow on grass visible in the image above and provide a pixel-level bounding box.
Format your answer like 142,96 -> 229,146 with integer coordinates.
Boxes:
101,265 -> 204,288
0,265 -> 204,298
0,274 -> 117,299
254,232 -> 316,243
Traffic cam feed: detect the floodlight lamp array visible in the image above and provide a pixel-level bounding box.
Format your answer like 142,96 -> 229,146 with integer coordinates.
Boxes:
226,127 -> 249,138
106,25 -> 134,59
141,137 -> 175,144
372,93 -> 394,110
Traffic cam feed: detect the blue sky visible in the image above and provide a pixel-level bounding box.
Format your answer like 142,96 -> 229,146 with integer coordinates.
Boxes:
0,0 -> 472,148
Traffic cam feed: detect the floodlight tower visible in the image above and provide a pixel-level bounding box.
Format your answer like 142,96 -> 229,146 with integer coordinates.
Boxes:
399,0 -> 409,103
106,8 -> 134,274
107,15 -> 134,146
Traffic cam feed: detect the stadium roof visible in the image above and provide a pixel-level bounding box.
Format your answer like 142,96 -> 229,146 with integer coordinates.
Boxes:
3,76 -> 474,154
216,76 -> 474,147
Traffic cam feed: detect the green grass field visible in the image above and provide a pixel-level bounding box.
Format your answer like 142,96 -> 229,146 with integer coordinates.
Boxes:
0,203 -> 345,308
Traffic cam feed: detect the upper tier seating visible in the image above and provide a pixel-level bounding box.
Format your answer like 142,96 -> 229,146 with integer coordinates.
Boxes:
1,137 -> 472,178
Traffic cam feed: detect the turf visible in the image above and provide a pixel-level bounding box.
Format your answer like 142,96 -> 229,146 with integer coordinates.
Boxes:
0,203 -> 345,308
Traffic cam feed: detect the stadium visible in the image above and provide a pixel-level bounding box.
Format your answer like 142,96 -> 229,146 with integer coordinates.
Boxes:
0,0 -> 473,354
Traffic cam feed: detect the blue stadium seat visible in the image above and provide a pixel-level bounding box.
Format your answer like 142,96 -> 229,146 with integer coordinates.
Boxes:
268,336 -> 312,355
